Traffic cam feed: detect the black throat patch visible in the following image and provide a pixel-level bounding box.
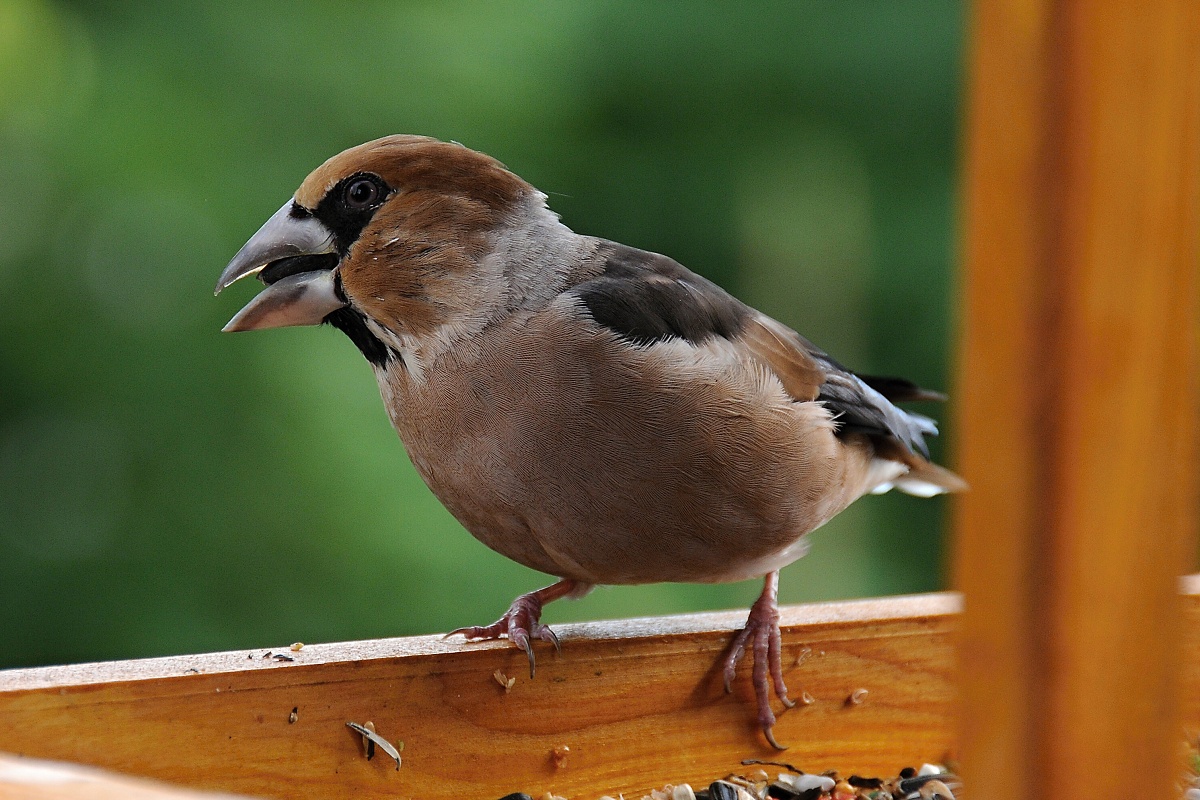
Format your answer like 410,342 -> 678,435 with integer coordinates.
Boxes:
323,307 -> 393,368
321,273 -> 392,368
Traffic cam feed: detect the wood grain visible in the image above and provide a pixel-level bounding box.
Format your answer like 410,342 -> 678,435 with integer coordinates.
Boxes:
0,596 -> 958,800
955,1 -> 1200,797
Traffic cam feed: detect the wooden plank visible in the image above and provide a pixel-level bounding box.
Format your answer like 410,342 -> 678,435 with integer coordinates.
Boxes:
0,754 -> 257,800
955,1 -> 1200,798
0,596 -> 959,800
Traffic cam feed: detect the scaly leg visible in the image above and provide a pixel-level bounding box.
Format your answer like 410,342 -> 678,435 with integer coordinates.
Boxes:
721,571 -> 795,750
448,579 -> 580,678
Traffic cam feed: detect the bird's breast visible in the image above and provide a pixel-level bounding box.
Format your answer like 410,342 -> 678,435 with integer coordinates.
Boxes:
372,311 -> 870,585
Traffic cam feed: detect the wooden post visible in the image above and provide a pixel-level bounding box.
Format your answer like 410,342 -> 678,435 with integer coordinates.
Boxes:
955,2 -> 1200,797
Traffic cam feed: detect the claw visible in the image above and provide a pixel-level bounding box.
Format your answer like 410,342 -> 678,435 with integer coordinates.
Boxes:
446,626 -> 479,640
445,579 -> 579,678
511,633 -> 535,681
539,624 -> 562,653
763,725 -> 788,752
721,571 -> 796,750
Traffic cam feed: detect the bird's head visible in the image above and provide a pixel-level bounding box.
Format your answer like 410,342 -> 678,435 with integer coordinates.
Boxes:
214,135 -> 537,367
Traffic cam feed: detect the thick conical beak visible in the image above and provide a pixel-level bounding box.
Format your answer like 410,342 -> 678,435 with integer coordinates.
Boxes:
215,200 -> 346,332
221,269 -> 343,332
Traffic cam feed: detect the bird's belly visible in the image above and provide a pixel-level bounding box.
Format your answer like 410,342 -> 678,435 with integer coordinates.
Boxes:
405,446 -> 820,585
379,325 -> 862,586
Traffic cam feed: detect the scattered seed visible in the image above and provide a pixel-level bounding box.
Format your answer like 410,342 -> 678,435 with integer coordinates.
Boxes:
261,652 -> 272,659
720,774 -> 757,790
550,744 -> 569,768
765,783 -> 804,800
494,764 -> 959,800
799,691 -> 814,705
494,669 -> 516,692
741,759 -> 803,775
794,647 -> 812,667
363,721 -> 376,759
672,784 -> 696,800
919,779 -> 955,799
346,721 -> 402,771
290,642 -> 304,652
288,707 -> 298,724
898,773 -> 953,795
846,688 -> 868,706
916,782 -> 955,800
779,773 -> 834,794
708,781 -> 740,800
271,653 -> 295,662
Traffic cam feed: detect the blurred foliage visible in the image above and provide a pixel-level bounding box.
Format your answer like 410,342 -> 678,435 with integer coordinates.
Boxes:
0,0 -> 963,669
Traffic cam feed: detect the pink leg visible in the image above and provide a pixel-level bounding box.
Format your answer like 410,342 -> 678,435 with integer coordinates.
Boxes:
448,579 -> 579,678
721,571 -> 795,750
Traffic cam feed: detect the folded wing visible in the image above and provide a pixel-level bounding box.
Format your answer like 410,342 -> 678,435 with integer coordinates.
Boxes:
570,241 -> 959,482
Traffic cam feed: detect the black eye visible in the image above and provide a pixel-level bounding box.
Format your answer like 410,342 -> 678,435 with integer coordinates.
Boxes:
344,177 -> 381,209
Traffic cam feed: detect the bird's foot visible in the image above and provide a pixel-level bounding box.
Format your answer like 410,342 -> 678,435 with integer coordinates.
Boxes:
722,571 -> 794,750
447,579 -> 579,678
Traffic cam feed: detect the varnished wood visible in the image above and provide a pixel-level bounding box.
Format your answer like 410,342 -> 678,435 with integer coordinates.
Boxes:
0,596 -> 959,800
955,1 -> 1200,797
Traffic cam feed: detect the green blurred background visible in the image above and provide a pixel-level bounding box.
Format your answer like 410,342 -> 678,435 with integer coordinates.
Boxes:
0,1 -> 963,669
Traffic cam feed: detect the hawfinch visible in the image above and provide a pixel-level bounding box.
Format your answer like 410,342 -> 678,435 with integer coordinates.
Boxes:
215,135 -> 964,749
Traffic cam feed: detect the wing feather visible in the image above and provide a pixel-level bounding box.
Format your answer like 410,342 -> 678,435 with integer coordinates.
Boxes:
569,239 -> 947,462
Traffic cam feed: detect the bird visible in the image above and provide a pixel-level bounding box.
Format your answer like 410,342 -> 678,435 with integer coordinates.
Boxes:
214,134 -> 964,749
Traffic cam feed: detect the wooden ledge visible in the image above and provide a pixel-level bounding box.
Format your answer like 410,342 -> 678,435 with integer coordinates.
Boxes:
0,593 -> 960,799
0,593 -> 959,693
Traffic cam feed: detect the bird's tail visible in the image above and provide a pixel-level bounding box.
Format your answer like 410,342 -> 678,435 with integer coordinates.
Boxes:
892,458 -> 968,497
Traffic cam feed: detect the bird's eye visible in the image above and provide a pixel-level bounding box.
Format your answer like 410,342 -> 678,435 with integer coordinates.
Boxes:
344,177 -> 381,209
